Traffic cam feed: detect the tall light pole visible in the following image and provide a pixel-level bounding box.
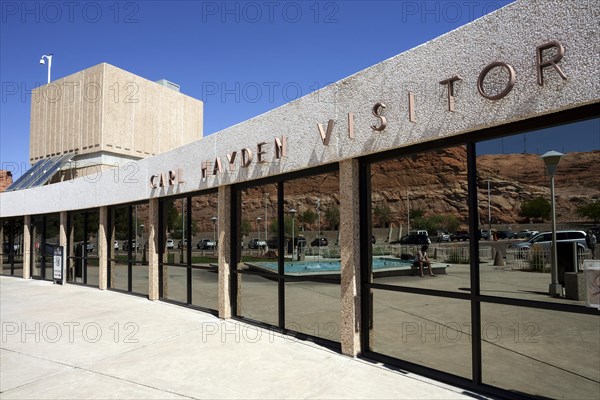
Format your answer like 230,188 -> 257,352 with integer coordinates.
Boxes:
39,54 -> 53,84
264,193 -> 269,242
211,216 -> 217,253
289,208 -> 297,258
316,199 -> 321,261
406,188 -> 410,234
488,178 -> 492,241
140,224 -> 145,262
541,150 -> 564,297
256,217 -> 261,243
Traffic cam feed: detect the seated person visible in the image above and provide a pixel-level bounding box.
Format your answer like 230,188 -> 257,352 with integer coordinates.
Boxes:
414,245 -> 435,277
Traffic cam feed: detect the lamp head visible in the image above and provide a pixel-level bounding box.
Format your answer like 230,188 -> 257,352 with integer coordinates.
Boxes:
540,150 -> 564,177
39,58 -> 45,65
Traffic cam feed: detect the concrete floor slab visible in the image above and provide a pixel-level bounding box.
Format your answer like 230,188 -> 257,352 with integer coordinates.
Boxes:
0,276 -> 486,399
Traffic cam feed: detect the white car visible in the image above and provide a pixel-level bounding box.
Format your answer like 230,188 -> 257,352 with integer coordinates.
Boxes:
166,239 -> 175,249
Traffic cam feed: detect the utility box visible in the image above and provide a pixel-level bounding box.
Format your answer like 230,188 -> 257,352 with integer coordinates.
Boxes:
556,242 -> 579,286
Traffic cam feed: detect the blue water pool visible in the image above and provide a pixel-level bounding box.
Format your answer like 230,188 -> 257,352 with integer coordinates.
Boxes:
250,258 -> 413,274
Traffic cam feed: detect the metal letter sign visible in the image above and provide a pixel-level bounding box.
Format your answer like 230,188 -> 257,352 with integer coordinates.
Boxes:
53,246 -> 63,283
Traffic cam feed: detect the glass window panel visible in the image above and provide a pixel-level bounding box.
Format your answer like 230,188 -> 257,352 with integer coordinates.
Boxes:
370,289 -> 472,379
1,218 -> 23,276
236,272 -> 278,326
191,193 -> 218,267
110,206 -> 129,291
238,184 -> 277,270
283,172 -> 340,276
477,118 -> 600,305
162,265 -> 187,303
132,264 -> 149,295
31,216 -> 42,278
481,303 -> 600,399
191,267 -> 218,311
285,280 -> 340,342
370,146 -> 470,293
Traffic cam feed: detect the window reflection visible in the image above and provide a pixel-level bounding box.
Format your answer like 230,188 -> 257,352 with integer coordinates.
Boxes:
477,118 -> 600,305
370,146 -> 470,293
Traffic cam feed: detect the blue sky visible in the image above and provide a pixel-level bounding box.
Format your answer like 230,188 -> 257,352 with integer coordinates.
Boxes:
1,0 -> 597,179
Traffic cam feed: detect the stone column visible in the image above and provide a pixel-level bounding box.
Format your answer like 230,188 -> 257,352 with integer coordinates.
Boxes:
98,207 -> 108,290
148,198 -> 159,300
59,211 -> 68,284
218,186 -> 232,319
339,159 -> 361,357
23,215 -> 31,279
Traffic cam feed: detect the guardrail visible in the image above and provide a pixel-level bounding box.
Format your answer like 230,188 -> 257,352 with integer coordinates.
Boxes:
506,247 -> 593,272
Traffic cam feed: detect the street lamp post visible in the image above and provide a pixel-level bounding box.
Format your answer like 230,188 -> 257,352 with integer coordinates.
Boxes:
541,150 -> 564,297
256,217 -> 262,252
316,199 -> 321,261
39,54 -> 53,84
488,178 -> 492,241
140,224 -> 145,263
264,193 -> 269,242
289,208 -> 297,259
211,216 -> 217,253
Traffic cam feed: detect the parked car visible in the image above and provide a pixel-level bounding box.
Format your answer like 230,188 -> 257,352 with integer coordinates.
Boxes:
77,241 -> 94,252
177,239 -> 187,249
393,233 -> 431,245
296,236 -> 307,249
478,230 -> 490,240
509,230 -> 589,252
122,240 -> 139,251
114,240 -> 119,250
197,238 -> 215,249
247,238 -> 267,249
495,230 -> 516,240
311,237 -> 328,247
166,239 -> 175,249
516,230 -> 538,239
266,237 -> 279,249
437,231 -> 450,242
451,231 -> 469,241
2,242 -> 19,253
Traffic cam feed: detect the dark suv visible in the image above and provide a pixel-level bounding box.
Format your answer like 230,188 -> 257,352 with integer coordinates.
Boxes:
451,231 -> 469,241
311,237 -> 328,247
397,233 -> 430,245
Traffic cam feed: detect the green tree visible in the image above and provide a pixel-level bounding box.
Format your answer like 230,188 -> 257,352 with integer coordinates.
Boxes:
240,219 -> 251,236
410,209 -> 424,220
519,197 -> 551,222
325,205 -> 340,230
577,200 -> 600,224
268,216 -> 295,237
373,203 -> 392,228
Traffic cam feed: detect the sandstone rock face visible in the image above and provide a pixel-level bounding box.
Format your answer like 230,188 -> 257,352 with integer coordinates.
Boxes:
235,148 -> 599,228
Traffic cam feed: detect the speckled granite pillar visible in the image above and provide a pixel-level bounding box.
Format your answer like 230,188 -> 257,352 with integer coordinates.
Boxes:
218,186 -> 232,319
339,159 -> 361,356
98,206 -> 108,290
148,198 -> 159,300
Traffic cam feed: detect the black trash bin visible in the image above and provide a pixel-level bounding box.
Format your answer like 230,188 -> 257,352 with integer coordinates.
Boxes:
556,242 -> 579,285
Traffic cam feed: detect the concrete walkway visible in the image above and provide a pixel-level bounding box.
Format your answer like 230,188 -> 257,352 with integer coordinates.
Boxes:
0,276 -> 488,399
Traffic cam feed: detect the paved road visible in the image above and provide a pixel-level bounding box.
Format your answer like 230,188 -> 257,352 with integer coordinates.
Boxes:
0,276 -> 488,399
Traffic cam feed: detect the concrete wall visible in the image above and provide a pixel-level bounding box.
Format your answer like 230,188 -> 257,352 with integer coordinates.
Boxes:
29,63 -> 203,163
